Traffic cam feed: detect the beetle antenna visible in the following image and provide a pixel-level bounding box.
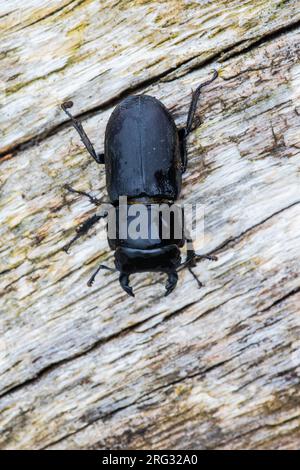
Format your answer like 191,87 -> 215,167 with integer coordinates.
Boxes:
61,101 -> 104,164
87,264 -> 117,287
185,69 -> 218,136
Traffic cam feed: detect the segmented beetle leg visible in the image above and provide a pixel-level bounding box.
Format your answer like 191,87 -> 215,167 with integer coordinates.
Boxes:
63,234 -> 80,254
64,184 -> 103,206
61,101 -> 104,165
87,264 -> 116,287
195,253 -> 218,262
76,214 -> 106,234
63,213 -> 107,253
119,273 -> 134,297
188,267 -> 203,289
178,128 -> 187,173
165,271 -> 178,297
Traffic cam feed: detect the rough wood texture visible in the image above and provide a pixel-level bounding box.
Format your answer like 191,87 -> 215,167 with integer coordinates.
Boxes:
0,0 -> 300,450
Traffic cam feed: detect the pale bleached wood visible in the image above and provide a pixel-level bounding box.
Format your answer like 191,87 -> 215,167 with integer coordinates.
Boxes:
0,0 -> 299,154
0,1 -> 300,451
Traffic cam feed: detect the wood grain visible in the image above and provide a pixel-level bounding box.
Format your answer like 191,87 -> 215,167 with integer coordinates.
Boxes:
1,0 -> 299,154
0,0 -> 300,450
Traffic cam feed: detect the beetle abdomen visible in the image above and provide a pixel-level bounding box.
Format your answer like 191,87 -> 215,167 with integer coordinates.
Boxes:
105,95 -> 181,204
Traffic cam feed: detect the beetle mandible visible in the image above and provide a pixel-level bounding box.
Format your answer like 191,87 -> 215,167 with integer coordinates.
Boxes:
61,70 -> 218,297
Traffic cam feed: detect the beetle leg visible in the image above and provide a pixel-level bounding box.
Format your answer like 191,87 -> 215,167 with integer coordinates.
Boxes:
165,271 -> 178,296
195,253 -> 218,262
61,101 -> 105,164
87,264 -> 117,287
119,273 -> 135,297
63,213 -> 107,253
188,267 -> 203,288
179,251 -> 218,270
178,128 -> 188,174
176,236 -> 217,289
186,236 -> 218,264
64,184 -> 106,206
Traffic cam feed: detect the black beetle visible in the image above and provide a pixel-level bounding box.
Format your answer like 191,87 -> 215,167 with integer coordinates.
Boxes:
62,70 -> 218,297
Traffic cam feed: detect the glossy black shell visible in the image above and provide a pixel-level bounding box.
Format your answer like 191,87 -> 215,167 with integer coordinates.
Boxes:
104,95 -> 182,204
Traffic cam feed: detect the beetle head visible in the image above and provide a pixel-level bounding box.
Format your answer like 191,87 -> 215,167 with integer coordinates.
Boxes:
114,245 -> 181,297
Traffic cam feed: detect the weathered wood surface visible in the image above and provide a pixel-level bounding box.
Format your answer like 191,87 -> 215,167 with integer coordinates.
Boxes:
0,0 -> 300,450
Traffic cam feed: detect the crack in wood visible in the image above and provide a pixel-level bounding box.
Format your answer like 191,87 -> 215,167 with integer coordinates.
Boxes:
42,355 -> 233,450
1,19 -> 299,162
43,332 -> 299,450
1,199 -> 299,401
219,18 -> 300,62
260,286 -> 300,312
1,4 -> 300,449
9,0 -> 83,34
212,200 -> 300,256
